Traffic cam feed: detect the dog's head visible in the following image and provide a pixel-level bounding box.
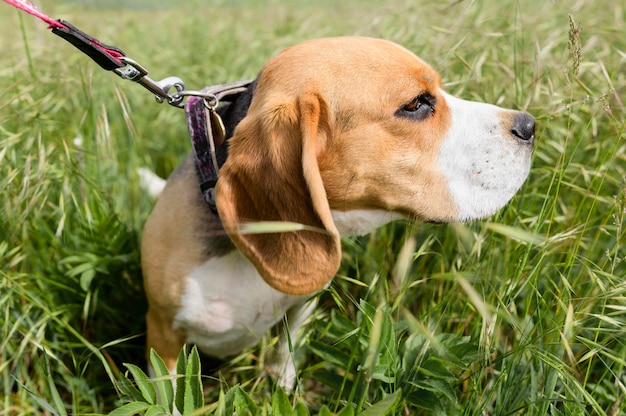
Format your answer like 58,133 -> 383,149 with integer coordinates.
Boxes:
216,37 -> 534,295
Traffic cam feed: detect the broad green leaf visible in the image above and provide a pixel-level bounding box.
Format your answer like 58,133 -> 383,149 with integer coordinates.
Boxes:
418,357 -> 456,381
316,406 -> 333,416
124,363 -> 157,405
79,268 -> 96,291
294,398 -> 310,416
371,365 -> 396,383
447,341 -> 480,365
550,404 -> 566,416
401,334 -> 427,374
336,405 -> 355,416
233,385 -> 257,414
117,376 -> 145,403
175,346 -> 188,414
358,300 -> 377,325
310,371 -> 352,393
144,404 -> 170,416
308,340 -> 352,368
107,402 -> 151,416
409,378 -> 457,403
215,387 -> 235,416
183,346 -> 203,414
330,309 -> 359,333
406,390 -> 444,413
564,393 -> 586,416
360,302 -> 397,384
149,348 -> 174,413
272,387 -> 293,416
312,312 -> 359,343
359,390 -> 401,416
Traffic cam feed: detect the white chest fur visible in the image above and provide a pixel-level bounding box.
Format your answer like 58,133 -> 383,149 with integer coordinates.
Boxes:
173,209 -> 401,359
174,251 -> 307,359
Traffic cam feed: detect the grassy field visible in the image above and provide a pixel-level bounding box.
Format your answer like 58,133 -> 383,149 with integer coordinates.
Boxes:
1,0 -> 625,414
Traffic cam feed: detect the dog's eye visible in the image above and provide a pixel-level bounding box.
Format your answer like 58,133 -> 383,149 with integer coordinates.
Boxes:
396,94 -> 435,120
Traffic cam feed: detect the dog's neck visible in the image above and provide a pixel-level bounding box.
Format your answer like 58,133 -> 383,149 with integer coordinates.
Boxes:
216,80 -> 257,156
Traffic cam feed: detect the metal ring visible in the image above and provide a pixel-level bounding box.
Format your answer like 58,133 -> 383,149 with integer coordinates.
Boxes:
173,91 -> 219,108
202,94 -> 219,110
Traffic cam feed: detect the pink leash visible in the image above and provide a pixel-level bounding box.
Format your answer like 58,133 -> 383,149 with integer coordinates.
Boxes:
4,0 -> 64,28
4,0 -> 255,211
3,0 -> 195,105
4,0 -> 127,70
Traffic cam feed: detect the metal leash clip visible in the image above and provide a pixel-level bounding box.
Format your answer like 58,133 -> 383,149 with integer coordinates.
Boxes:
113,57 -> 186,108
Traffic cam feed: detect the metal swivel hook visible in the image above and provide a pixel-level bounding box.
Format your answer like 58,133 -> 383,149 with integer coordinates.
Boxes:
114,57 -> 186,107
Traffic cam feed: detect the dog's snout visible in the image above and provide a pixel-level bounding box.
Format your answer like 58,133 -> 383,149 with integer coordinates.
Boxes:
510,113 -> 535,143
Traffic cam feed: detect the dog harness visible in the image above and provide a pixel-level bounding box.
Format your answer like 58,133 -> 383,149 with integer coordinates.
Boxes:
5,0 -> 253,212
185,82 -> 253,211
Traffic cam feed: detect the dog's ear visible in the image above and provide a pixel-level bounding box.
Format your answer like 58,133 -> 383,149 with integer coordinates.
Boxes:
216,92 -> 341,295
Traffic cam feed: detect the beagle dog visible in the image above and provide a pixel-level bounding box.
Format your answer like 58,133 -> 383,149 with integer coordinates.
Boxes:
141,36 -> 535,389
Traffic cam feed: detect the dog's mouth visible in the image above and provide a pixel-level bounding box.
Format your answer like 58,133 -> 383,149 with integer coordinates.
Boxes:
434,93 -> 534,222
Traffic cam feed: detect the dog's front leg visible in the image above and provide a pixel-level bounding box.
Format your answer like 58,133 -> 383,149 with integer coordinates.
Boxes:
267,298 -> 317,391
146,307 -> 186,379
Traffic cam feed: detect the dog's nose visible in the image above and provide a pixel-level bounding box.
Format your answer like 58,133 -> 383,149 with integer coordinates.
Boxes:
510,113 -> 535,143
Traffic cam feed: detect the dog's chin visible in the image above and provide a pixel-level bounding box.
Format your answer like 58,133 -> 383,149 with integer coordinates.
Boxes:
331,209 -> 404,237
452,172 -> 530,222
417,186 -> 526,224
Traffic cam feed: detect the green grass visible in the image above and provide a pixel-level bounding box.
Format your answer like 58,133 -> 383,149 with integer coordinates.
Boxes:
1,0 -> 625,414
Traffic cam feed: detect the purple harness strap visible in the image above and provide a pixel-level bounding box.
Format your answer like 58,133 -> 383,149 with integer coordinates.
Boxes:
186,94 -> 220,209
185,82 -> 252,211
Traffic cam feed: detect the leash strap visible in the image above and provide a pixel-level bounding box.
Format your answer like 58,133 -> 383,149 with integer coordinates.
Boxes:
4,0 -> 187,106
6,0 -> 255,211
4,0 -> 63,28
52,20 -> 126,71
5,0 -> 126,70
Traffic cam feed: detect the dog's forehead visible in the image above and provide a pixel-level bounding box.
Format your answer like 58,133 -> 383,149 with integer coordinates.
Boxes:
260,37 -> 441,97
